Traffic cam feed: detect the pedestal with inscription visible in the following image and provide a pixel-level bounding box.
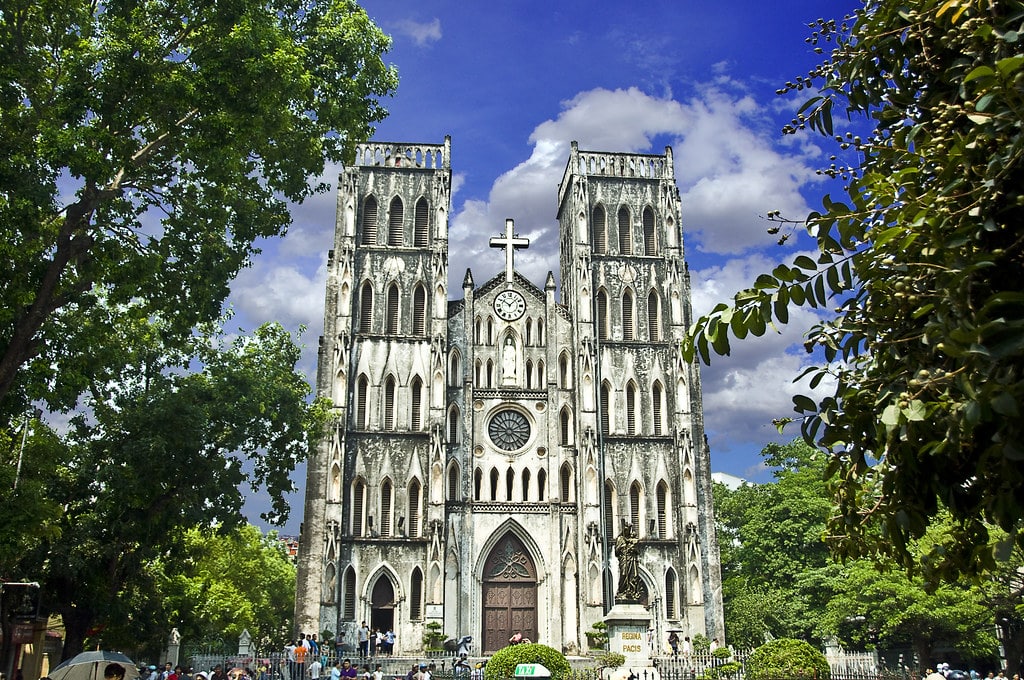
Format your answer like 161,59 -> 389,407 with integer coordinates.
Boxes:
602,603 -> 660,680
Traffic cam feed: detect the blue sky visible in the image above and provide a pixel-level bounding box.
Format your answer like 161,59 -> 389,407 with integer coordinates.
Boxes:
232,0 -> 856,532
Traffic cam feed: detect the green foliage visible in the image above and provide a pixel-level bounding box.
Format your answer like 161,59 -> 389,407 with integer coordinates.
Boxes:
746,638 -> 830,680
684,0 -> 1024,582
423,621 -> 445,651
587,621 -> 609,649
483,643 -> 570,680
715,441 -> 838,647
5,322 -> 327,658
692,634 -> 711,653
820,518 -> 1000,668
594,652 -> 625,668
0,0 -> 398,411
155,524 -> 297,654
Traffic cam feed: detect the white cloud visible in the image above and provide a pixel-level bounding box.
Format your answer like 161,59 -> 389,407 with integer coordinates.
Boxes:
392,18 -> 442,47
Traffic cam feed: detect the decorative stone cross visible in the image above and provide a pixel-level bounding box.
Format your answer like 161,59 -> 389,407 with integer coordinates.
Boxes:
489,218 -> 530,283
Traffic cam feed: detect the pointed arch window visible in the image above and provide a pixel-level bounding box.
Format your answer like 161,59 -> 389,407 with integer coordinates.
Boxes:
648,290 -> 662,341
537,319 -> 544,344
643,206 -> 657,256
475,317 -> 482,344
408,479 -> 422,538
597,289 -> 609,340
525,318 -> 533,346
475,359 -> 483,387
626,381 -> 638,435
448,464 -> 460,501
656,480 -> 669,539
359,282 -> 373,333
356,375 -> 369,429
487,317 -> 494,344
521,468 -> 531,501
413,284 -> 427,336
653,381 -> 665,436
525,359 -> 534,389
380,478 -> 393,537
388,196 -> 404,246
410,376 -> 423,430
618,207 -> 632,255
486,359 -> 494,388
414,197 -> 429,247
410,567 -> 423,620
385,284 -> 400,334
352,478 -> 367,536
342,566 -> 356,620
666,568 -> 678,619
448,351 -> 461,386
361,196 -> 378,245
383,376 -> 397,431
537,359 -> 545,386
474,467 -> 483,501
603,481 -> 616,546
560,463 -> 572,502
630,481 -> 642,534
559,352 -> 571,388
447,405 -> 460,443
505,467 -> 515,501
594,205 -> 607,254
622,289 -> 635,341
559,407 -> 572,446
490,468 -> 499,501
538,468 -> 547,500
600,381 -> 611,435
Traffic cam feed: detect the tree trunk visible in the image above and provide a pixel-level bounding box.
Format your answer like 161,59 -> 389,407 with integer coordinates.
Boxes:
0,196 -> 98,408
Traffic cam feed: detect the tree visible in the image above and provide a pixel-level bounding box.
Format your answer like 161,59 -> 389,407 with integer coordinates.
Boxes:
153,524 -> 297,657
685,0 -> 1024,581
0,0 -> 397,412
820,536 -> 999,669
714,441 -> 838,646
3,322 -> 328,659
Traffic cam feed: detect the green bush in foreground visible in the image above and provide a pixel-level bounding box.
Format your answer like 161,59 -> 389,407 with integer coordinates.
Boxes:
484,643 -> 570,680
747,638 -> 830,680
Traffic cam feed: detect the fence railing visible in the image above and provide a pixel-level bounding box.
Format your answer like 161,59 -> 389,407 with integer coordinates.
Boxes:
186,648 -> 886,680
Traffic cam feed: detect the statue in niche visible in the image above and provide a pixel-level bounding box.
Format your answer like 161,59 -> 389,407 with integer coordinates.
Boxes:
502,336 -> 517,383
614,523 -> 643,603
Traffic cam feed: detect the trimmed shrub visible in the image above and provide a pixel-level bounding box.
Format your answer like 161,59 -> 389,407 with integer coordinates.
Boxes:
747,638 -> 830,680
483,643 -> 570,680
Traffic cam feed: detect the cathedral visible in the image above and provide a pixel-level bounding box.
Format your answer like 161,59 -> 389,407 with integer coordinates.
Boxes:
294,137 -> 724,655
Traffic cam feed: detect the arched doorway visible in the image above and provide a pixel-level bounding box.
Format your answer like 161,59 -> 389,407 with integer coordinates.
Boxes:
481,532 -> 538,653
370,575 -> 395,636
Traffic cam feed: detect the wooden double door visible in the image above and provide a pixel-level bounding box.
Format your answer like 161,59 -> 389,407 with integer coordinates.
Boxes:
481,533 -> 538,653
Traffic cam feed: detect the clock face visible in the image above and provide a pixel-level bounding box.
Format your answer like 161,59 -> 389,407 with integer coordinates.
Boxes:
494,290 -> 526,321
488,409 -> 531,451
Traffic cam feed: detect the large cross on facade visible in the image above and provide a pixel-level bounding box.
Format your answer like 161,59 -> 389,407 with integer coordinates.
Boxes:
489,218 -> 530,283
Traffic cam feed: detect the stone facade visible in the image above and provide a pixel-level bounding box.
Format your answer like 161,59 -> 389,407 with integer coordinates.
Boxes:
294,138 -> 724,656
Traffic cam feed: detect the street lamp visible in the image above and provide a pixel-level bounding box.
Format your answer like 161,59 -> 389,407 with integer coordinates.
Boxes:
13,408 -> 42,490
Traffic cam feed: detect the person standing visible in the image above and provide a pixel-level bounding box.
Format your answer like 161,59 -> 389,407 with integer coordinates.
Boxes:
668,632 -> 679,657
308,657 -> 322,680
682,636 -> 693,656
330,662 -> 342,680
295,636 -> 309,680
285,640 -> 298,680
357,623 -> 370,658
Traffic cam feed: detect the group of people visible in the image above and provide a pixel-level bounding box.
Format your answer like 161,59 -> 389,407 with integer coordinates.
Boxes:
285,632 -> 328,680
355,622 -> 396,657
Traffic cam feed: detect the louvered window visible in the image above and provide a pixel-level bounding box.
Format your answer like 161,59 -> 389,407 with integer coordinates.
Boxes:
361,197 -> 378,245
388,197 -> 403,246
